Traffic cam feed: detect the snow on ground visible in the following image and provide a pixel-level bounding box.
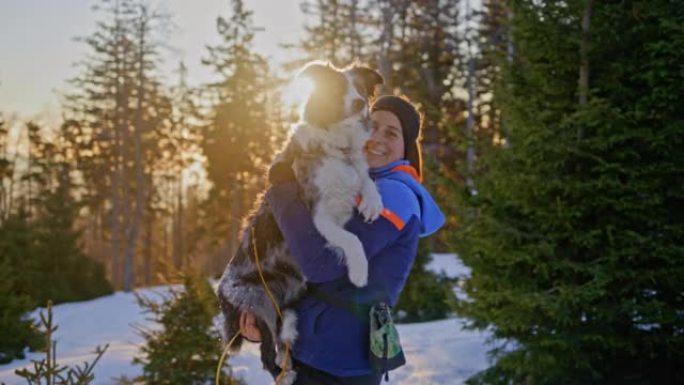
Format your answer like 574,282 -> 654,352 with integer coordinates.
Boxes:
426,253 -> 471,280
427,253 -> 473,303
0,254 -> 492,385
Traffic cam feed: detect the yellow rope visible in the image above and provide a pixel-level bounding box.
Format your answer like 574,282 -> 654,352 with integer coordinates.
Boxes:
215,329 -> 241,385
251,226 -> 292,385
252,227 -> 283,321
215,226 -> 292,385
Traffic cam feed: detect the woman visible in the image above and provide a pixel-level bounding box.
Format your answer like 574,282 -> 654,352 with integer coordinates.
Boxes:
242,95 -> 445,385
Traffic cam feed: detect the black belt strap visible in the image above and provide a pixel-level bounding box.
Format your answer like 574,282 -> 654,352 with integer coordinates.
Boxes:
305,284 -> 372,320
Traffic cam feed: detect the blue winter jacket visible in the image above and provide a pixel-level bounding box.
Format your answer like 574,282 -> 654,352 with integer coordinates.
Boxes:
265,159 -> 445,377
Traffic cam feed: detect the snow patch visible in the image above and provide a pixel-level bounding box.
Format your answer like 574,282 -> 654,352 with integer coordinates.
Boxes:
1,254 -> 491,385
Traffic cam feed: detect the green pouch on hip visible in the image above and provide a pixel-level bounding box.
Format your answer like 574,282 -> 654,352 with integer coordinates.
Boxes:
369,303 -> 405,380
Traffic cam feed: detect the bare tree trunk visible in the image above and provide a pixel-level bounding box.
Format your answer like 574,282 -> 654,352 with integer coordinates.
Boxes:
507,6 -> 515,63
110,0 -> 125,288
110,135 -> 122,288
1,116 -> 21,218
0,122 -> 6,220
7,142 -> 20,217
111,128 -> 123,288
85,203 -> 102,266
420,2 -> 447,152
122,5 -> 149,291
500,4 -> 514,148
349,0 -> 360,60
95,207 -> 105,265
465,0 -> 476,190
162,212 -> 169,279
25,125 -> 32,216
172,179 -> 181,270
0,119 -> 13,220
143,212 -> 153,285
465,57 -> 477,190
228,184 -> 243,262
577,0 -> 593,142
377,0 -> 394,94
175,171 -> 185,269
397,0 -> 410,93
173,63 -> 186,271
579,0 -> 593,109
330,0 -> 340,64
120,90 -> 133,290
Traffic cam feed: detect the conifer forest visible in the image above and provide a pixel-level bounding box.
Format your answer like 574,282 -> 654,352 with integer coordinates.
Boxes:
1,1 -> 682,384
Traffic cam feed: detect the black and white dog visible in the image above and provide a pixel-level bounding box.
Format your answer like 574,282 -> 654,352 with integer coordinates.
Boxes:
217,61 -> 384,383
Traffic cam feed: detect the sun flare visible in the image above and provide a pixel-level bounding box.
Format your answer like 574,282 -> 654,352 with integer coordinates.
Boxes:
280,76 -> 315,110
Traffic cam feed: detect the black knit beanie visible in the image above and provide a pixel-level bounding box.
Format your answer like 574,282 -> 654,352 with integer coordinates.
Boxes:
371,95 -> 423,179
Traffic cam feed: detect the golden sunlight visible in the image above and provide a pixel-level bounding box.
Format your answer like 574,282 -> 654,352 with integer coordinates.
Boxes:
280,76 -> 315,111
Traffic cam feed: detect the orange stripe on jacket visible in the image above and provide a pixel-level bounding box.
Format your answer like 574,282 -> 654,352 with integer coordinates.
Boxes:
380,208 -> 405,230
355,195 -> 406,231
391,165 -> 421,183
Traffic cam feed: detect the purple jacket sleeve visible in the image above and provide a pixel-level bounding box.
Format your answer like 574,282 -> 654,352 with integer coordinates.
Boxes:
265,181 -> 404,283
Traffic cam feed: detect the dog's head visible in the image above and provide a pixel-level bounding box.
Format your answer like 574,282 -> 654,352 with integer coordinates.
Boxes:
297,61 -> 383,128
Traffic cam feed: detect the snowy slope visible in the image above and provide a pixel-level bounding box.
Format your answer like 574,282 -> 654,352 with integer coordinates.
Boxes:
0,254 -> 492,385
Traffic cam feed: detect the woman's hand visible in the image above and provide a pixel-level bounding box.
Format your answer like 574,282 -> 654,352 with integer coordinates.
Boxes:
239,312 -> 262,343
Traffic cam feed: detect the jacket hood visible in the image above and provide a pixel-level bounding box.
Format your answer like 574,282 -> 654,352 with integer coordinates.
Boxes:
370,159 -> 445,237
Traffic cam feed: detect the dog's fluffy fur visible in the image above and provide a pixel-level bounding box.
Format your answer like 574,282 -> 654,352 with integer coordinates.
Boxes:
217,61 -> 384,383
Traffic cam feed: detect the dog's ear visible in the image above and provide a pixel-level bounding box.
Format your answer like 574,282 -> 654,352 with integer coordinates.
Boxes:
350,66 -> 384,99
298,61 -> 345,127
298,61 -> 333,85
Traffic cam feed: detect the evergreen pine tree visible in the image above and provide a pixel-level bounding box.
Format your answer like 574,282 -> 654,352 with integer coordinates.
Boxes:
394,239 -> 456,323
0,119 -> 43,363
453,1 -> 684,384
0,256 -> 42,364
19,121 -> 112,306
134,274 -> 243,385
295,0 -> 373,68
0,115 -> 14,220
31,159 -> 113,305
0,120 -> 112,364
200,0 -> 284,264
66,0 -> 175,289
14,302 -> 108,384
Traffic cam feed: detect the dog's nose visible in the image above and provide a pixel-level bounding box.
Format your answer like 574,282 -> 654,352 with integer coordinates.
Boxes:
352,98 -> 366,113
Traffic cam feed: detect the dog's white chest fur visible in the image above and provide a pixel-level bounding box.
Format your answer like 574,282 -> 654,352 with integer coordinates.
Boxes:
292,117 -> 383,287
312,157 -> 363,216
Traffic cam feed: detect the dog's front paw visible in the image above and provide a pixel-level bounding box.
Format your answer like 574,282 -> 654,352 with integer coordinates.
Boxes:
347,258 -> 369,287
358,185 -> 383,222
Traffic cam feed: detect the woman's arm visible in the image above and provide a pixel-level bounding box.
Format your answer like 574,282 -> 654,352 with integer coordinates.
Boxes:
265,181 -> 413,283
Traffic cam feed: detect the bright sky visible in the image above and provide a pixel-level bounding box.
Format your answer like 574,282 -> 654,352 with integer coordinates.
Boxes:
0,0 -> 306,122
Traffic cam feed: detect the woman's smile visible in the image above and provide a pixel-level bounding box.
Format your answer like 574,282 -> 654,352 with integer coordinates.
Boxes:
365,110 -> 405,168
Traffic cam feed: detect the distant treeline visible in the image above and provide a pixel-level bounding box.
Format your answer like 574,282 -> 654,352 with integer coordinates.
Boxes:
1,0 -> 682,384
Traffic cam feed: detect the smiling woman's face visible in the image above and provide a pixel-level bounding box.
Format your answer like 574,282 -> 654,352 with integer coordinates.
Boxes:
365,110 -> 405,169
